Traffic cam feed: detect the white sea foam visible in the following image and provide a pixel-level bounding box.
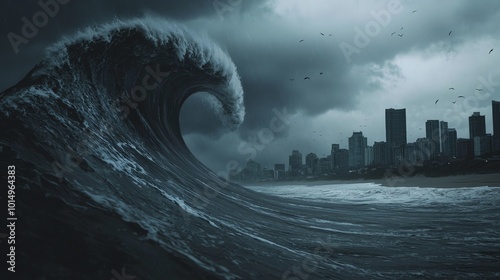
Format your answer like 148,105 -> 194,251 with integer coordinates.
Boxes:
246,183 -> 500,206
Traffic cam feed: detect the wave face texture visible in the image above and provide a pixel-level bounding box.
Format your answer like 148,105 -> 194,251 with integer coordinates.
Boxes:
1,18 -> 500,279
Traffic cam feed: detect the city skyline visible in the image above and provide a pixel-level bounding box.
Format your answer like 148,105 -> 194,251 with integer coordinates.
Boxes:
246,100 -> 499,171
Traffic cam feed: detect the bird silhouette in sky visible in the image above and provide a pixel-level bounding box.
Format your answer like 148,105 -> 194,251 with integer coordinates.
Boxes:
290,78 -> 294,81
391,32 -> 396,36
304,77 -> 311,80
435,99 -> 439,104
412,10 -> 417,13
299,39 -> 304,43
452,101 -> 456,104
401,27 -> 404,30
476,88 -> 483,91
458,95 -> 465,98
449,31 -> 452,36
449,87 -> 455,90
320,33 -> 325,36
398,34 -> 403,37
489,48 -> 494,54
320,72 -> 324,75
329,34 -> 333,36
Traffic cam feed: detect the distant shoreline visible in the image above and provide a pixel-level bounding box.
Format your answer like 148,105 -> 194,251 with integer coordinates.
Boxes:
241,173 -> 500,188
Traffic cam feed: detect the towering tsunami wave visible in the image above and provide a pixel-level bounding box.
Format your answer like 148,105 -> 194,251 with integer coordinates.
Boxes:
0,17 -> 322,279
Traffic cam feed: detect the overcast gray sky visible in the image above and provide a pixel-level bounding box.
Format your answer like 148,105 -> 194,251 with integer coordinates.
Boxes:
2,0 -> 500,175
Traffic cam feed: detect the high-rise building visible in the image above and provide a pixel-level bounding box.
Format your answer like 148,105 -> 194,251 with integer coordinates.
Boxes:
415,138 -> 433,162
385,108 -> 407,165
365,146 -> 374,166
440,121 -> 449,156
404,143 -> 417,164
469,112 -> 486,139
274,164 -> 286,179
288,150 -> 302,177
336,149 -> 350,171
373,141 -> 388,166
447,128 -> 457,157
349,131 -> 367,168
331,144 -> 340,167
425,120 -> 448,157
493,100 -> 500,152
317,156 -> 332,174
469,112 -> 486,156
457,139 -> 473,159
474,134 -> 493,156
305,153 -> 318,174
425,120 -> 440,158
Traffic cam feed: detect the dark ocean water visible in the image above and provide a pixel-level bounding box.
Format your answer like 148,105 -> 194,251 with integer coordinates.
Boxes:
1,18 -> 499,279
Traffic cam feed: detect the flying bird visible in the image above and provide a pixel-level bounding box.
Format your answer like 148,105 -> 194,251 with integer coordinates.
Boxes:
458,95 -> 465,98
398,34 -> 403,37
320,72 -> 324,75
299,39 -> 304,43
435,99 -> 439,104
400,27 -> 404,30
391,32 -> 396,36
475,88 -> 483,91
304,77 -> 311,80
449,87 -> 455,90
329,34 -> 333,36
412,10 -> 417,13
452,101 -> 456,104
290,78 -> 295,81
489,48 -> 494,54
320,33 -> 324,36
449,31 -> 452,36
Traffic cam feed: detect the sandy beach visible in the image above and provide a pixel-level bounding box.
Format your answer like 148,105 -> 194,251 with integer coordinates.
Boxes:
242,173 -> 500,188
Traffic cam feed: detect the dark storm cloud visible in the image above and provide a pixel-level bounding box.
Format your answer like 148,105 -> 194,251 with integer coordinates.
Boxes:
335,0 -> 500,66
0,0 -> 268,91
181,14 -> 383,138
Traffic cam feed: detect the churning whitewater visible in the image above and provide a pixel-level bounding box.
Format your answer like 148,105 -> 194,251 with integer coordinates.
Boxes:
1,18 -> 499,279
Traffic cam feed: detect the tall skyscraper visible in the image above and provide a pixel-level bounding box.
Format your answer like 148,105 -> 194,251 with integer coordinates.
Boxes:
348,131 -> 367,168
305,153 -> 318,173
440,121 -> 449,156
469,112 -> 487,156
331,144 -> 340,167
457,138 -> 473,159
288,150 -> 302,177
385,108 -> 407,165
447,128 -> 457,157
424,120 -> 448,157
425,120 -> 440,158
365,146 -> 374,166
469,112 -> 486,139
336,149 -> 350,171
493,100 -> 500,152
373,141 -> 388,166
